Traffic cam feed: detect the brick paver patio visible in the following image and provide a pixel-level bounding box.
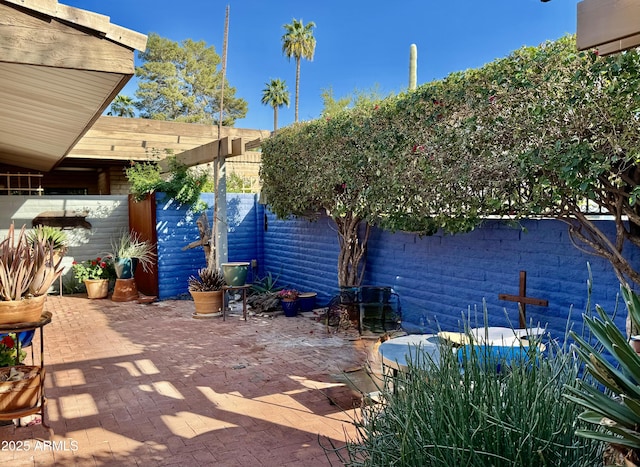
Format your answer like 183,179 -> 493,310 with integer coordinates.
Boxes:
1,294 -> 377,466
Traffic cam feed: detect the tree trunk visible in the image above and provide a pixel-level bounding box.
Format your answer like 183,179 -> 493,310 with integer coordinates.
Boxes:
295,57 -> 300,122
334,214 -> 370,287
560,207 -> 640,337
274,106 -> 278,134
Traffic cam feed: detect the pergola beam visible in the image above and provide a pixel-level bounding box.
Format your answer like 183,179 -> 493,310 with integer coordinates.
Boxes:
158,136 -> 247,173
245,138 -> 263,151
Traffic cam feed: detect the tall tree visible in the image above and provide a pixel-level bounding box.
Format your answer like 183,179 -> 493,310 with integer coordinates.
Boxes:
281,19 -> 316,123
135,33 -> 247,126
107,95 -> 136,117
261,78 -> 290,133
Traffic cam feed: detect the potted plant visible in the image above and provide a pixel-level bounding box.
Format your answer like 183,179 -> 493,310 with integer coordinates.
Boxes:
278,289 -> 299,317
0,224 -> 63,325
111,230 -> 155,279
565,285 -> 640,466
0,334 -> 26,367
0,366 -> 44,415
188,267 -> 227,316
221,262 -> 250,287
247,272 -> 284,313
71,256 -> 116,299
27,226 -> 68,258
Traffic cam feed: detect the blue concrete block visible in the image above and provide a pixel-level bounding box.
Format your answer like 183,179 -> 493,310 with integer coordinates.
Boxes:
153,193 -> 637,340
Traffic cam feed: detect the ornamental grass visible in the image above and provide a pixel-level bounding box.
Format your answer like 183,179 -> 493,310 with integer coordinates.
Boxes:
328,317 -> 603,466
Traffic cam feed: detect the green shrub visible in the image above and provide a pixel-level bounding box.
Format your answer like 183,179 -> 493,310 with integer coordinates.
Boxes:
125,152 -> 212,210
331,332 -> 602,466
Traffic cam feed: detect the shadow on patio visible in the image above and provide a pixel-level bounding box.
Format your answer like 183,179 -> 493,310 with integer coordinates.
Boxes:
1,295 -> 374,467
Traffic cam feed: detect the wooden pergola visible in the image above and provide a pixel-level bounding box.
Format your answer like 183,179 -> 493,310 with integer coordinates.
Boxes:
162,132 -> 267,268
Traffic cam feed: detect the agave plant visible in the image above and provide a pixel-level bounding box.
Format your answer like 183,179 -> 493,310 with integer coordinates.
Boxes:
250,272 -> 283,294
188,267 -> 226,292
247,271 -> 283,312
27,225 -> 68,255
564,285 -> 640,465
0,224 -> 63,300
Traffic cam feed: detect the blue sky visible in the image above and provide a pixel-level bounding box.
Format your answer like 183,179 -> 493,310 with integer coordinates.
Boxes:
64,0 -> 578,131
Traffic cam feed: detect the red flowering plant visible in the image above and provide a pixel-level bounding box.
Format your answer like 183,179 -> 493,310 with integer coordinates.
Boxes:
277,289 -> 299,301
0,334 -> 26,367
72,256 -> 116,282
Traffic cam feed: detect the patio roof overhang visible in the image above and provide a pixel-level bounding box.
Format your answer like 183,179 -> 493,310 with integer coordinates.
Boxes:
577,0 -> 640,55
0,0 -> 147,172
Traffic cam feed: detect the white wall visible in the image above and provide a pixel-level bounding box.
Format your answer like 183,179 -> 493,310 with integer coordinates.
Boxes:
0,195 -> 129,288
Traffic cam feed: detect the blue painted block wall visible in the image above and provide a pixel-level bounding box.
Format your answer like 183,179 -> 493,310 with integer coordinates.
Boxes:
156,193 -> 259,299
155,193 -> 637,341
261,210 -> 341,305
363,219 -> 631,337
261,210 -> 636,341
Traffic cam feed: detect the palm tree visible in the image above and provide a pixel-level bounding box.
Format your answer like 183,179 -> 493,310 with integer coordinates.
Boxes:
261,79 -> 290,133
281,19 -> 316,123
108,95 -> 136,117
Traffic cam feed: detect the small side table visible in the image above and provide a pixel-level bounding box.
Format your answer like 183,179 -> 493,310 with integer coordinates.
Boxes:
222,285 -> 251,321
378,334 -> 442,376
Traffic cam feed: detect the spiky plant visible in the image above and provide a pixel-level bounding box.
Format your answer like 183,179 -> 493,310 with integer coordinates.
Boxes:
111,230 -> 155,272
564,285 -> 640,465
0,224 -> 63,300
188,268 -> 226,292
27,225 -> 68,254
331,322 -> 602,466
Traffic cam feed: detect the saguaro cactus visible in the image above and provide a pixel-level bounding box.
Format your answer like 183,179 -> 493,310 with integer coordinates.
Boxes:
409,44 -> 417,90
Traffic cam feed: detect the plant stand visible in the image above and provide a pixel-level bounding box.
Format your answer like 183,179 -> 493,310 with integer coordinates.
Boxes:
0,312 -> 52,432
222,285 -> 251,321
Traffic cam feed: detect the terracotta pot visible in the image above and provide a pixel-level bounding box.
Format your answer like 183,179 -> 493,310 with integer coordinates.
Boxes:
190,290 -> 224,315
84,279 -> 109,299
0,366 -> 44,413
0,295 -> 46,325
111,278 -> 138,302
